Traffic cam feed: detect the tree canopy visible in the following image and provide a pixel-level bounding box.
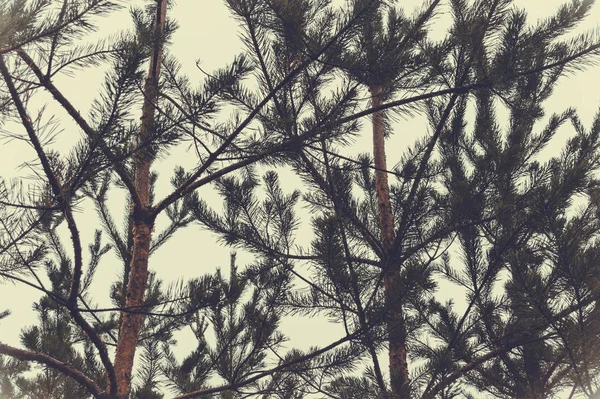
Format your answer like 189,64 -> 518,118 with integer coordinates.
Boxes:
1,0 -> 600,398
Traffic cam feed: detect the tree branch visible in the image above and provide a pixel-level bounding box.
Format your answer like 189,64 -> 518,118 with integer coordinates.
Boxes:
0,342 -> 107,399
0,54 -> 118,394
153,0 -> 380,215
15,49 -> 141,208
171,328 -> 364,399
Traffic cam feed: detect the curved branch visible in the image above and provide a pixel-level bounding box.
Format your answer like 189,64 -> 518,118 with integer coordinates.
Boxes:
0,342 -> 107,399
0,54 -> 117,394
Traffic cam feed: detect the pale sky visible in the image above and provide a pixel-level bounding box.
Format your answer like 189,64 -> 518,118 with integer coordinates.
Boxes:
1,0 -> 600,397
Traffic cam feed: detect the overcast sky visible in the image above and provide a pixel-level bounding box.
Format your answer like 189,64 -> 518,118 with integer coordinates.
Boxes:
1,0 -> 600,395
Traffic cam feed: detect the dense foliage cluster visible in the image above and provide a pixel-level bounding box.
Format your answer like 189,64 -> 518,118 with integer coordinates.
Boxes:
1,0 -> 600,398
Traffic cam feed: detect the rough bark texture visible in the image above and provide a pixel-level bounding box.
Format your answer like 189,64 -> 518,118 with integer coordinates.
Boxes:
113,220 -> 152,398
370,85 -> 410,398
112,1 -> 167,397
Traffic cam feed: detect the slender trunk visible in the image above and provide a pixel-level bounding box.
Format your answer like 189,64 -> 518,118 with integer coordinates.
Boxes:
113,1 -> 167,397
113,220 -> 152,398
370,85 -> 410,398
370,86 -> 394,252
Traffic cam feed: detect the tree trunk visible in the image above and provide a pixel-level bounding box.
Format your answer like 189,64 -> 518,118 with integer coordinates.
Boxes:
113,220 -> 152,398
370,85 -> 410,398
112,1 -> 167,397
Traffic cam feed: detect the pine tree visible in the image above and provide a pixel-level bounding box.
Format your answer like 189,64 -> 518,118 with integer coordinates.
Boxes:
0,0 -> 600,399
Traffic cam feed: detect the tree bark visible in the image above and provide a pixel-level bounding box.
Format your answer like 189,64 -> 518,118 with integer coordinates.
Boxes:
113,219 -> 152,398
370,85 -> 410,398
112,0 -> 167,397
